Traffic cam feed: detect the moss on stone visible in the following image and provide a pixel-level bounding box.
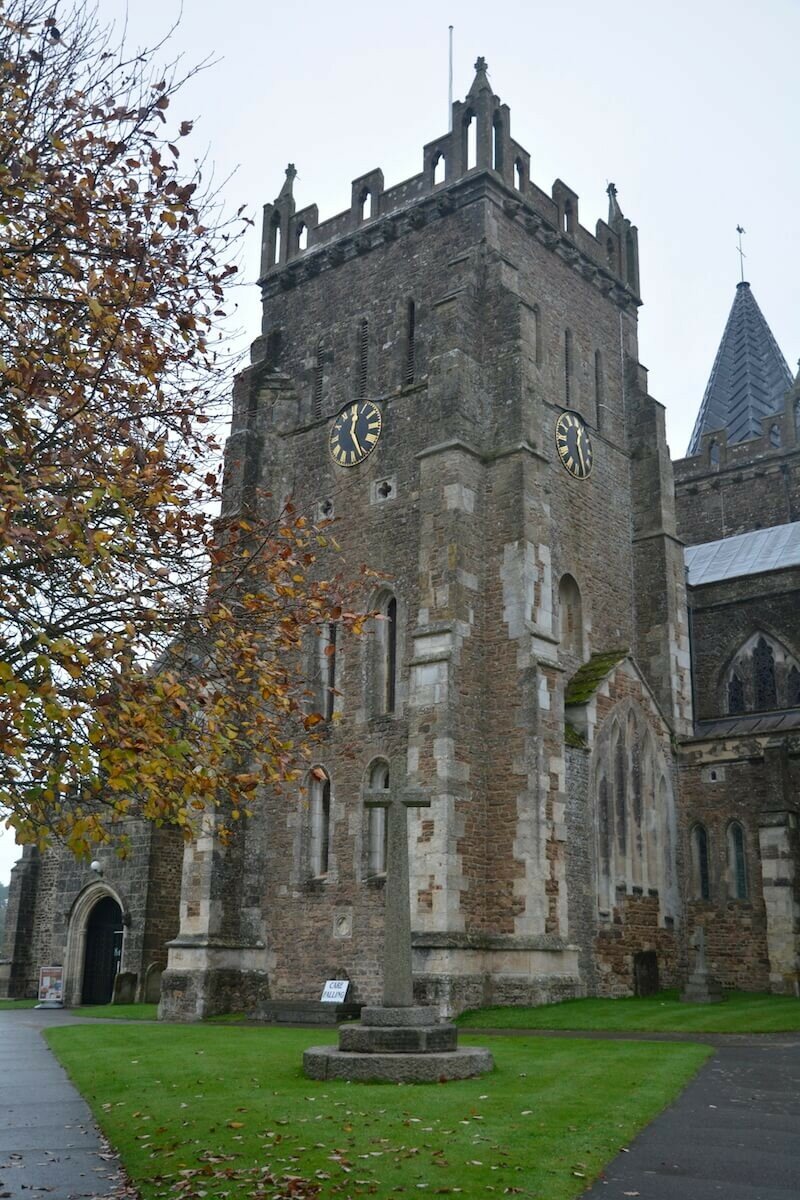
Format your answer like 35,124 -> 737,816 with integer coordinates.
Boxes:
565,649 -> 629,707
564,722 -> 587,749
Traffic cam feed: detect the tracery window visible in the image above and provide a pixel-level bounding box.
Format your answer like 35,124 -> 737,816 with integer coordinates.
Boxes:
723,632 -> 799,715
592,703 -> 678,924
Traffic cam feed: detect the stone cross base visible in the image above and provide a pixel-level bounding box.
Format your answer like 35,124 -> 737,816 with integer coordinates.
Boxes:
681,971 -> 724,1004
303,1005 -> 494,1082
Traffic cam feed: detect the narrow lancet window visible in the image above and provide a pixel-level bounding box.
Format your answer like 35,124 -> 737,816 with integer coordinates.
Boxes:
385,596 -> 397,713
693,824 -> 710,900
564,329 -> 573,405
728,823 -> 747,900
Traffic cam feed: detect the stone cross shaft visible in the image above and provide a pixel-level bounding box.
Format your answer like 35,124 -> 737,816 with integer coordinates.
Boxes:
692,925 -> 707,973
364,756 -> 429,1007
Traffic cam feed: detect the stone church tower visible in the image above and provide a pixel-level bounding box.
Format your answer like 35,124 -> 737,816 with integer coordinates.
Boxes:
158,59 -> 693,1018
5,62 -> 796,1016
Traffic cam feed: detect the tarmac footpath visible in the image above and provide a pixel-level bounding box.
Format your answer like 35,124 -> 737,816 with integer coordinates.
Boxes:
0,1007 -> 132,1200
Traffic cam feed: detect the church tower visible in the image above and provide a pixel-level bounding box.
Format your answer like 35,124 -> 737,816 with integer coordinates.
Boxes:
160,61 -> 693,1019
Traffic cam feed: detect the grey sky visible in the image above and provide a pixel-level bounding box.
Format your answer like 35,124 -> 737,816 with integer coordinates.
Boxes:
1,0 -> 797,882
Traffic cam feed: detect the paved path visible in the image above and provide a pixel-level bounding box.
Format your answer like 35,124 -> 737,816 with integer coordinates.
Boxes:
0,1008 -> 130,1200
583,1034 -> 800,1199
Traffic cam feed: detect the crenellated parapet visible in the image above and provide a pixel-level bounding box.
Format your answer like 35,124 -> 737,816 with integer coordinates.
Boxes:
259,58 -> 641,312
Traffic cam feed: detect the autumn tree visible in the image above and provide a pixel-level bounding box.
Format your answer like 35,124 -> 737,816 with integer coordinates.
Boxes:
0,1 -> 364,857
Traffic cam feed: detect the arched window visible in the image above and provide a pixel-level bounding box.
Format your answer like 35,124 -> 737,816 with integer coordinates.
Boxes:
269,213 -> 281,266
366,761 -> 390,877
309,770 -> 331,877
709,439 -> 720,467
753,636 -> 777,710
514,157 -> 525,191
404,300 -> 416,386
297,222 -> 308,252
432,152 -> 445,186
597,773 -> 611,898
788,665 -> 800,707
359,188 -> 373,222
533,304 -> 542,367
606,237 -> 615,268
464,111 -> 476,170
727,822 -> 748,900
563,199 -> 573,234
727,672 -> 745,715
558,574 -> 583,657
594,350 -> 604,429
769,422 -> 781,448
313,339 -> 324,419
692,824 -> 710,900
492,112 -> 504,173
357,318 -> 369,400
564,329 -> 573,405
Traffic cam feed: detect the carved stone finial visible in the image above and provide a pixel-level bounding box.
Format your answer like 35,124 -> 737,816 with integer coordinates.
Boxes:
607,181 -> 623,225
474,55 -> 487,73
278,163 -> 297,201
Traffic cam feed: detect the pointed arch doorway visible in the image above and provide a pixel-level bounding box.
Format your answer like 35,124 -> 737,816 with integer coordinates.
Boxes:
81,896 -> 123,1005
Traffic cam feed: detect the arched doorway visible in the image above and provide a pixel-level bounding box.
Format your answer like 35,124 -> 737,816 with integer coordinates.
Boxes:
81,896 -> 123,1004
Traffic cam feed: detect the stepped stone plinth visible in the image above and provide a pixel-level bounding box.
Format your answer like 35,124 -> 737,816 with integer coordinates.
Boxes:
304,1004 -> 493,1082
302,759 -> 493,1083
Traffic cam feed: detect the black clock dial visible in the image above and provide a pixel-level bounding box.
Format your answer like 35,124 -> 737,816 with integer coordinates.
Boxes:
555,410 -> 593,479
329,400 -> 382,468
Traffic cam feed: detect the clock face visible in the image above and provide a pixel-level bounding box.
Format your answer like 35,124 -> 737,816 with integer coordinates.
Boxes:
329,400 -> 382,468
555,410 -> 593,479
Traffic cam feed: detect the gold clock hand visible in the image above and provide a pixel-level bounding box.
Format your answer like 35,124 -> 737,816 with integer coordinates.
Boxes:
576,434 -> 586,476
350,408 -> 363,455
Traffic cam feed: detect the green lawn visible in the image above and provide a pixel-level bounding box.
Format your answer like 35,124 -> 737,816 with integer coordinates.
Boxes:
46,1023 -> 709,1200
458,989 -> 800,1033
0,998 -> 37,1010
74,1003 -> 158,1020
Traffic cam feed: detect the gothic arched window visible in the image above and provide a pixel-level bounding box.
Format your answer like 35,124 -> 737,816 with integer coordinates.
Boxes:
373,592 -> 398,716
614,732 -> 627,857
692,824 -> 711,900
313,338 -> 324,420
727,822 -> 748,900
769,422 -> 781,448
753,636 -> 777,710
558,574 -> 583,657
564,329 -> 573,405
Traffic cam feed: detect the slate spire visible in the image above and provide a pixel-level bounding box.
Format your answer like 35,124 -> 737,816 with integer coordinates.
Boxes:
687,281 -> 792,455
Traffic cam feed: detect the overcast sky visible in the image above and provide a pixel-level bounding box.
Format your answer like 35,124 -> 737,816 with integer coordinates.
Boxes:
1,0 -> 797,883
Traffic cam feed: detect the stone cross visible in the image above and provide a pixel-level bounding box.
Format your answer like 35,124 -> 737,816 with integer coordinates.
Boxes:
691,925 -> 707,973
364,756 -> 430,1007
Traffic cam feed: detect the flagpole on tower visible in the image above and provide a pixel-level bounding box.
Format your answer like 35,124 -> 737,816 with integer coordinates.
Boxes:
736,225 -> 747,283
